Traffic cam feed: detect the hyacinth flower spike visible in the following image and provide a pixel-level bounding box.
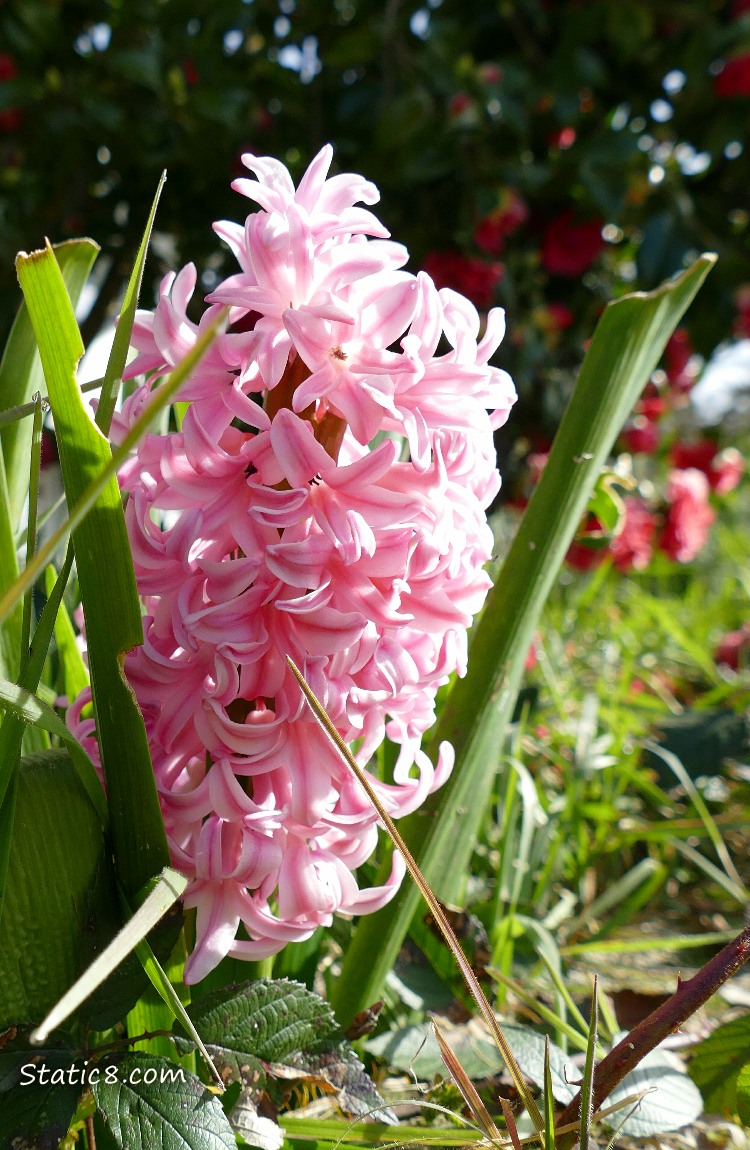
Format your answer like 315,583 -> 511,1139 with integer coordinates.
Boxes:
70,145 -> 515,983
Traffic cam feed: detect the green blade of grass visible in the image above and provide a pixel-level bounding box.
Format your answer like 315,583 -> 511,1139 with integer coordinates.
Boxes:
332,253 -> 716,1022
562,930 -> 736,957
44,562 -> 89,703
543,1037 -> 555,1150
0,440 -> 20,684
644,740 -> 747,894
127,932 -> 221,1085
563,858 -> 664,939
95,172 -> 166,435
15,241 -> 171,902
577,978 -> 598,1150
671,839 -> 748,905
19,394 -> 43,673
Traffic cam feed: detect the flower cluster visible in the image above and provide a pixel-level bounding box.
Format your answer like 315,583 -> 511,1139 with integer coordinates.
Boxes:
68,146 -> 515,982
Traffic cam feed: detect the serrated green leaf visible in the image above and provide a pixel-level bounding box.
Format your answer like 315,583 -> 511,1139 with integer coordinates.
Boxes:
0,1030 -> 77,1094
0,1060 -> 80,1150
282,1041 -> 397,1125
689,1013 -> 750,1115
187,979 -> 338,1064
92,1054 -> 236,1150
736,1063 -> 750,1127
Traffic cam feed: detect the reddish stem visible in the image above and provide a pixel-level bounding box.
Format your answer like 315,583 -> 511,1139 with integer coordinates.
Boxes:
555,924 -> 750,1149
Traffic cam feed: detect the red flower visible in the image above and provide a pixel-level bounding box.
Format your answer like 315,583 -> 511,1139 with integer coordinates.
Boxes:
0,108 -> 22,132
715,624 -> 750,670
670,441 -> 744,493
474,189 -> 529,255
670,439 -> 717,474
714,53 -> 750,98
734,285 -> 750,338
622,416 -> 660,455
448,92 -> 473,118
638,395 -> 667,421
181,58 -> 200,85
422,251 -> 503,309
659,468 -> 715,562
548,126 -> 576,150
711,446 -> 744,493
611,497 -> 656,572
0,54 -> 21,132
664,327 -> 695,391
541,211 -> 604,277
0,54 -> 17,82
546,302 -> 574,330
565,515 -> 608,571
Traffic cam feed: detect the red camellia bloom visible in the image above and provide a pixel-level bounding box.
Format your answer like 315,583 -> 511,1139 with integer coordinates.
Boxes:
670,441 -> 744,493
0,54 -> 17,82
659,468 -> 715,562
622,415 -> 660,455
664,327 -> 696,391
670,439 -> 717,474
610,497 -> 656,572
565,515 -> 608,571
474,189 -> 529,255
734,285 -> 750,338
0,52 -> 22,132
541,211 -> 604,277
422,251 -> 503,309
548,126 -> 576,150
546,302 -> 575,330
715,624 -> 750,670
714,53 -> 750,98
711,447 -> 744,493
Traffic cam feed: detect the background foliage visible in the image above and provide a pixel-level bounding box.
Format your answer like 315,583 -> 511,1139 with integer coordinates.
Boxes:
2,0 -> 750,436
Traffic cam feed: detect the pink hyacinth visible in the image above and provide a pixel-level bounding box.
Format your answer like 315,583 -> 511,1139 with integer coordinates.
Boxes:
69,145 -> 515,983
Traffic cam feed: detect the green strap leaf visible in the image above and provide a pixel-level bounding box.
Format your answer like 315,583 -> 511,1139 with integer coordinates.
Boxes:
16,240 -> 171,902
0,239 -> 99,534
0,749 -> 112,1031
